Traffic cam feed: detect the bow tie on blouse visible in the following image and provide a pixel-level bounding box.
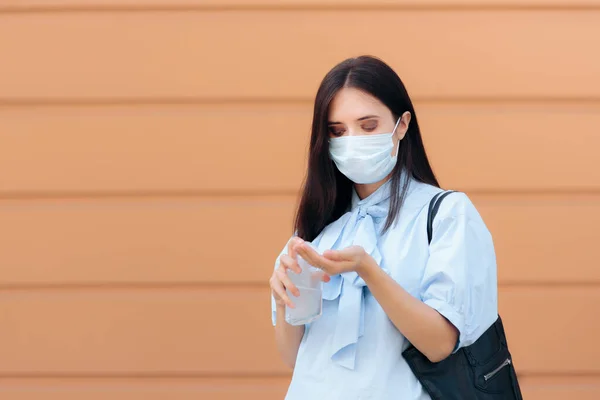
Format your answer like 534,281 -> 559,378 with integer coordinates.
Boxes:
313,179 -> 393,370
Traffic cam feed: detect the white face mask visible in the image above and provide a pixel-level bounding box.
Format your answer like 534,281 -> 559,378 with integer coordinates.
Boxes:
328,118 -> 402,184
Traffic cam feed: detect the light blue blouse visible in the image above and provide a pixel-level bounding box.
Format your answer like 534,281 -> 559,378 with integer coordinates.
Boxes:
271,177 -> 498,400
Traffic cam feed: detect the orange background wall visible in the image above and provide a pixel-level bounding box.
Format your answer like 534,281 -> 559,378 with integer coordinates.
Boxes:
1,1 -> 599,399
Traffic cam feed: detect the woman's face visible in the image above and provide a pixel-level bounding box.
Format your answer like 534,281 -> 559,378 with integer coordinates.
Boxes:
327,87 -> 410,146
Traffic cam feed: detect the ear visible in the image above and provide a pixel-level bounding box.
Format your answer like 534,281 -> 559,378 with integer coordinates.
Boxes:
395,111 -> 411,141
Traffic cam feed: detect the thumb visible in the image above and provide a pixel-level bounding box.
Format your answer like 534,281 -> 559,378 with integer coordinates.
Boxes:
288,236 -> 303,259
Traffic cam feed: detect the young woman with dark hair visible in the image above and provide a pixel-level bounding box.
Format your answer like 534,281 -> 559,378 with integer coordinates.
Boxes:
269,55 -> 498,400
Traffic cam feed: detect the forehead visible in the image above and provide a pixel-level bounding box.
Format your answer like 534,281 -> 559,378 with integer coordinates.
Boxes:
328,87 -> 390,121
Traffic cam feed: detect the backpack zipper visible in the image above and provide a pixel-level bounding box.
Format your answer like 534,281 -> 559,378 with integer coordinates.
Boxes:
484,358 -> 511,381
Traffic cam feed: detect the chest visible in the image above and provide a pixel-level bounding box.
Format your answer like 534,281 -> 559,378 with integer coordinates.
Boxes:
375,209 -> 431,298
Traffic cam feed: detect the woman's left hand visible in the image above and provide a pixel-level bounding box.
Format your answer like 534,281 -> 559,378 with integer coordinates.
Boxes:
294,240 -> 373,276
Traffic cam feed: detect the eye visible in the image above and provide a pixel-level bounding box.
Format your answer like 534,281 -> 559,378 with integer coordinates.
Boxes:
328,126 -> 345,137
362,121 -> 378,132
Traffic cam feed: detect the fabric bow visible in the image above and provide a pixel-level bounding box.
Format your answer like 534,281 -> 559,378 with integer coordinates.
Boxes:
312,180 -> 392,370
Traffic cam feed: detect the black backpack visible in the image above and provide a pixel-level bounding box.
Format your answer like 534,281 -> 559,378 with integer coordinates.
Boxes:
402,190 -> 523,400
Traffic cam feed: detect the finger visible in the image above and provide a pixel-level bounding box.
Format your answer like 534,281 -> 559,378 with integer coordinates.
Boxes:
295,242 -> 336,273
322,249 -> 346,262
324,245 -> 364,260
276,268 -> 300,297
280,254 -> 302,274
271,277 -> 295,308
287,236 -> 304,261
321,274 -> 331,283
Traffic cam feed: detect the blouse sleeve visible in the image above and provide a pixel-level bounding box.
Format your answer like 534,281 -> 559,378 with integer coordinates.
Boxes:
419,192 -> 499,352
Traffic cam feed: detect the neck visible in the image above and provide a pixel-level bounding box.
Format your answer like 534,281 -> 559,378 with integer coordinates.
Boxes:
354,173 -> 393,200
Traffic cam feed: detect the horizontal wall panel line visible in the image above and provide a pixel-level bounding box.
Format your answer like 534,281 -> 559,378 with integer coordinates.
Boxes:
0,282 -> 269,291
1,282 -> 599,292
0,371 -> 597,379
4,97 -> 600,107
0,190 -> 302,201
0,372 -> 290,379
3,188 -> 600,201
1,375 -> 598,384
3,2 -> 600,13
0,376 -> 290,383
0,97 -> 311,107
2,192 -> 599,203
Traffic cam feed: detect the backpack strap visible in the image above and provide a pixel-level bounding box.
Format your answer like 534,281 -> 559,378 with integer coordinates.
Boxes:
427,190 -> 456,244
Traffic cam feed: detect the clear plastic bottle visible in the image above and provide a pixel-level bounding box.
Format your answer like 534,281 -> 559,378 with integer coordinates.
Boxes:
285,253 -> 324,326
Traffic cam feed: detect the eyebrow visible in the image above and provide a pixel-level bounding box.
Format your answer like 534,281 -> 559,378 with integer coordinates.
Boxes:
327,115 -> 380,125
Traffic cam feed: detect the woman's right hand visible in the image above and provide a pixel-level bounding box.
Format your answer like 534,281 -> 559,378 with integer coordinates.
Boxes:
270,237 -> 330,309
270,237 -> 304,308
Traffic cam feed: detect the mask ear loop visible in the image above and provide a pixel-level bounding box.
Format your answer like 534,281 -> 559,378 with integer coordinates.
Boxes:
391,117 -> 402,135
391,117 -> 402,157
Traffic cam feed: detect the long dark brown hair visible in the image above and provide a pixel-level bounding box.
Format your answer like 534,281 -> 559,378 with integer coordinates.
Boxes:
294,55 -> 439,241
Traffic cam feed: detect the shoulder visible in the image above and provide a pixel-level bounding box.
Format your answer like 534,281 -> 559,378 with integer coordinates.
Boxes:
436,191 -> 479,216
432,190 -> 494,245
399,180 -> 442,214
435,191 -> 485,222
397,180 -> 487,225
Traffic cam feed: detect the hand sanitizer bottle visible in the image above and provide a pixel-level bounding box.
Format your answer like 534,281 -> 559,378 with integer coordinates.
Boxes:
285,254 -> 324,326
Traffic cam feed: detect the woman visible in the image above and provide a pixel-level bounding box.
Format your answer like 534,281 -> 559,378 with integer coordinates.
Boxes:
269,55 -> 498,400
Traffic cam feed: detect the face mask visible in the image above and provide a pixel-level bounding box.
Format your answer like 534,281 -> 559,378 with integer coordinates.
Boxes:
328,118 -> 402,184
